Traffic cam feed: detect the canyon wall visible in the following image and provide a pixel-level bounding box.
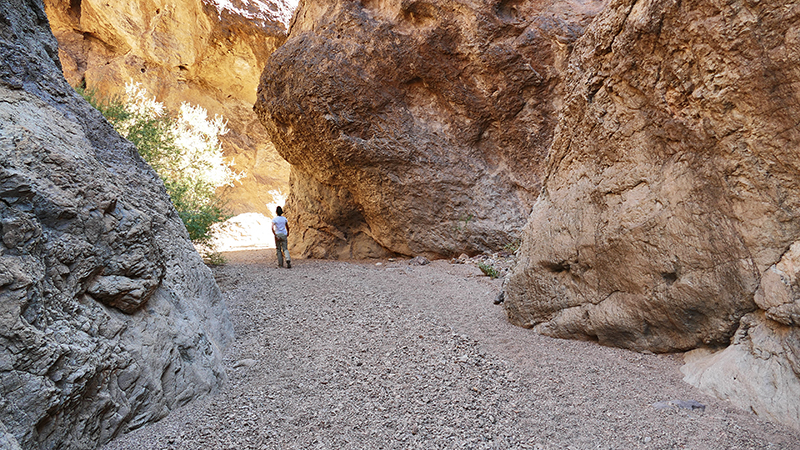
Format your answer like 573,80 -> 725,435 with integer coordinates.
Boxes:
255,0 -> 605,258
1,0 -> 233,448
44,0 -> 297,216
503,0 -> 800,430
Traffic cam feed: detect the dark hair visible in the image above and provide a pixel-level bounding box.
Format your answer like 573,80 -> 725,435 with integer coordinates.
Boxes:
276,206 -> 283,216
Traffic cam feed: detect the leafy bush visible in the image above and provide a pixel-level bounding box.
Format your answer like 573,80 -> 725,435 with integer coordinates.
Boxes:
478,262 -> 500,279
78,83 -> 242,252
503,239 -> 521,254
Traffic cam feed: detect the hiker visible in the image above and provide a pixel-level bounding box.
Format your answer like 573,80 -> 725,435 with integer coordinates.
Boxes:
272,206 -> 291,268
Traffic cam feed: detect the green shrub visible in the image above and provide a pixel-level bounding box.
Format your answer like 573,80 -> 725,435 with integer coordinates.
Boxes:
478,262 -> 500,279
78,83 -> 241,250
503,239 -> 521,254
203,251 -> 227,266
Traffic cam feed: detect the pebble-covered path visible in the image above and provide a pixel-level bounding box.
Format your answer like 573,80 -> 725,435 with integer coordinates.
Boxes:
103,250 -> 800,450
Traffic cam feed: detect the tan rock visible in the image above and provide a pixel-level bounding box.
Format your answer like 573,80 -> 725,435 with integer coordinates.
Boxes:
754,242 -> 800,326
504,0 -> 800,352
682,312 -> 800,431
255,0 -> 605,258
43,0 -> 295,215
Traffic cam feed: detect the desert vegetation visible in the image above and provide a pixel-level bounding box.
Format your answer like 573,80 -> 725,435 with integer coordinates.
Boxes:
79,83 -> 242,261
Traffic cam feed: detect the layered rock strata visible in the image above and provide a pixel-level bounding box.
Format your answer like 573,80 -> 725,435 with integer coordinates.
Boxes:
43,0 -> 296,216
503,0 -> 800,430
0,1 -> 233,448
255,0 -> 605,258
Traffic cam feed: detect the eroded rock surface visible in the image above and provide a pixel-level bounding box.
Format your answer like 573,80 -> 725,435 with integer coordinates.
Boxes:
0,1 -> 233,448
682,311 -> 800,431
43,0 -> 296,216
503,0 -> 800,429
255,0 -> 605,258
682,242 -> 800,430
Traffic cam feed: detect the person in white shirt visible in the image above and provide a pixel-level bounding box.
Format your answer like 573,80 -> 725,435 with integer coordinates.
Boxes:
272,206 -> 291,268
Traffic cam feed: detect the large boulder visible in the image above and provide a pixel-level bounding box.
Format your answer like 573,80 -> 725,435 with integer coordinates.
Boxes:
43,0 -> 297,216
255,0 -> 604,258
503,0 -> 800,429
0,1 -> 233,448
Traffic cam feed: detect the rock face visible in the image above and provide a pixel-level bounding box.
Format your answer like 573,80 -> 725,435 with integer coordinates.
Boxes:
503,0 -> 800,429
43,0 -> 296,216
1,1 -> 233,448
255,0 -> 604,259
682,241 -> 800,430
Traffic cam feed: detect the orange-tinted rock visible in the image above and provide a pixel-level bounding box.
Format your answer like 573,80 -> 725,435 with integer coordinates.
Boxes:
503,0 -> 800,428
506,0 -> 800,351
255,0 -> 604,258
43,0 -> 296,215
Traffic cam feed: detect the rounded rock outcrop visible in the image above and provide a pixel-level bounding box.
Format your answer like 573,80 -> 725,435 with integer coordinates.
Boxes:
255,0 -> 604,259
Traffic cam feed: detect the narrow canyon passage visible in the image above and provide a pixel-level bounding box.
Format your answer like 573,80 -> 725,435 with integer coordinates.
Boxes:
103,252 -> 800,449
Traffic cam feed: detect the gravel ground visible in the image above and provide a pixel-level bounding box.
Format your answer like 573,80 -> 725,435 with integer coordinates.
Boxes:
103,250 -> 800,450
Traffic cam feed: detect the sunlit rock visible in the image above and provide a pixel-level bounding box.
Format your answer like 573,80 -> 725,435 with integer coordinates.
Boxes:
43,0 -> 298,216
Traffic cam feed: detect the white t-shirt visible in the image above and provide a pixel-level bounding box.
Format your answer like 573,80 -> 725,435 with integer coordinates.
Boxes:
272,215 -> 288,235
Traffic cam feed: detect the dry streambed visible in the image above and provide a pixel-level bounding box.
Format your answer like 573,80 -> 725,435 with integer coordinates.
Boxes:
103,251 -> 800,450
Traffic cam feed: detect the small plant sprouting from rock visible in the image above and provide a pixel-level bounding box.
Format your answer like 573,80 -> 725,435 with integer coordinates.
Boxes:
478,262 -> 500,278
453,213 -> 474,232
503,239 -> 521,254
78,83 -> 242,263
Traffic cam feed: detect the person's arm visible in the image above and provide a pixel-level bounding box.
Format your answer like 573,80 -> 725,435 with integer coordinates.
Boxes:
285,222 -> 290,236
271,221 -> 277,236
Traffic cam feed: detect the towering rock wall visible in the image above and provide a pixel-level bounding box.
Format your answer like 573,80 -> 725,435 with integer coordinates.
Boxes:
503,0 -> 800,430
255,0 -> 604,259
1,0 -> 233,448
43,0 -> 296,216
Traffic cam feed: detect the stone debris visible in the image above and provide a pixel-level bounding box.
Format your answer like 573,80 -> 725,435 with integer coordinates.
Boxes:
408,256 -> 431,266
101,253 -> 800,450
652,400 -> 706,412
233,359 -> 258,369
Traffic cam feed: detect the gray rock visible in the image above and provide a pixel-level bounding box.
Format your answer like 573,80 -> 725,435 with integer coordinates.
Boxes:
0,421 -> 22,450
234,359 -> 258,369
409,256 -> 431,266
0,0 -> 233,449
